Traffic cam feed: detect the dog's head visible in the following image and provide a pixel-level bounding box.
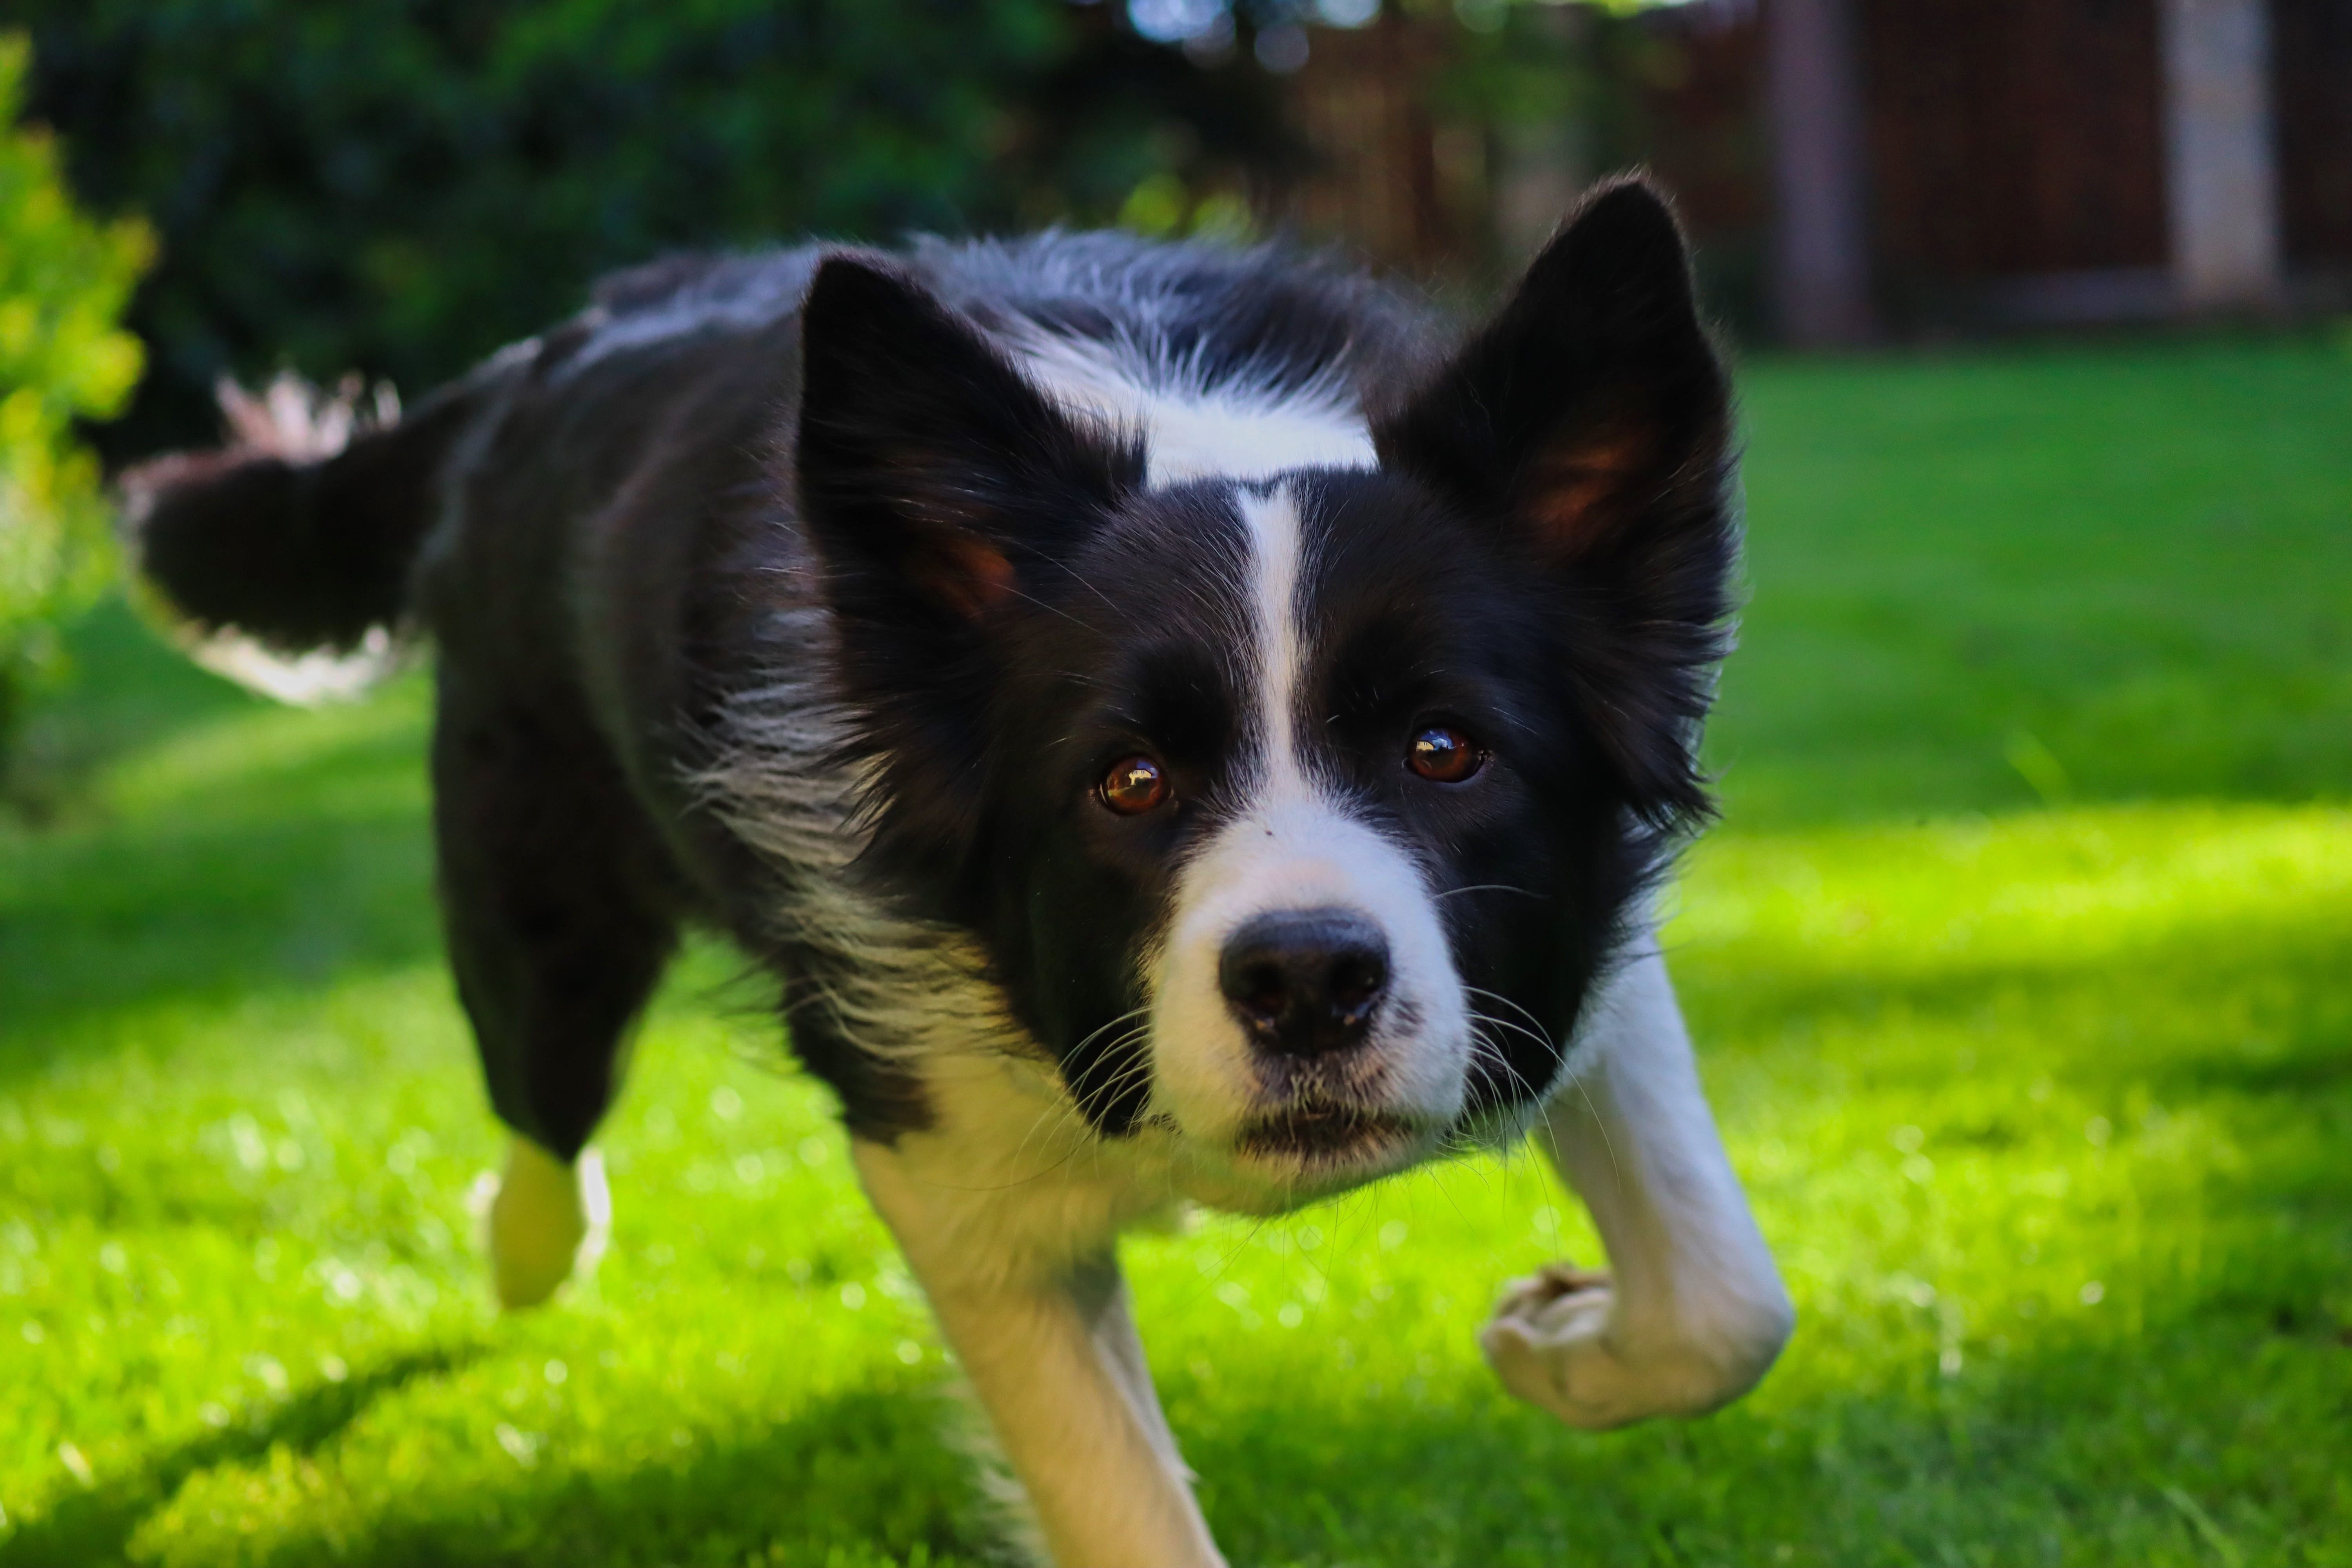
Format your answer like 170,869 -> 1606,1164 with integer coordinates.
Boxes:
794,182 -> 1733,1206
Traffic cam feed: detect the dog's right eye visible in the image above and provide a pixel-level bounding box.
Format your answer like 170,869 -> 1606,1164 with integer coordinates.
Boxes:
1407,724 -> 1484,784
1098,755 -> 1170,815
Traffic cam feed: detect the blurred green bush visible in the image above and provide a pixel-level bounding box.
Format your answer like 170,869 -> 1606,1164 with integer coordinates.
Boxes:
0,31 -> 151,774
11,0 -> 1285,457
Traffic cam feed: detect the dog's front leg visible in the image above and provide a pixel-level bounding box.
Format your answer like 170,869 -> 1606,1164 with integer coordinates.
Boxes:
856,1142 -> 1225,1568
1480,943 -> 1795,1429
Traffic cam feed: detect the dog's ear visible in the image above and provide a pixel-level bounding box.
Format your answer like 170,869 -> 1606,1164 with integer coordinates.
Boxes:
795,254 -> 1140,633
793,255 -> 1140,883
1375,178 -> 1735,822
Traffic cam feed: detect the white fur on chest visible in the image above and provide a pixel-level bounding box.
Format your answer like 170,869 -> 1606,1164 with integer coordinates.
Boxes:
879,1051 -> 1189,1280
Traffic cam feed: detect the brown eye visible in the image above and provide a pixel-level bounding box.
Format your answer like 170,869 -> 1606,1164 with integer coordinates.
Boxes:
1407,725 -> 1483,784
1098,755 -> 1170,815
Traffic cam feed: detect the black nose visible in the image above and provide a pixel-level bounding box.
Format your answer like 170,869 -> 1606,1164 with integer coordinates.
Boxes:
1219,908 -> 1391,1057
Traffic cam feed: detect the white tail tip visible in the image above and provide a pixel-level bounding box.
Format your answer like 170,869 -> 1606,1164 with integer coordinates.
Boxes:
185,624 -> 402,707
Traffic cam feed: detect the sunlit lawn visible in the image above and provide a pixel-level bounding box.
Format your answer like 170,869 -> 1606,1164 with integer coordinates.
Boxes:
4,334 -> 2349,1566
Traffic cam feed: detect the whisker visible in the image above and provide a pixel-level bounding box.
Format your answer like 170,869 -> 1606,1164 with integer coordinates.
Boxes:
1468,1009 -> 1552,1053
1463,986 -> 1557,1051
1468,1020 -> 1548,1109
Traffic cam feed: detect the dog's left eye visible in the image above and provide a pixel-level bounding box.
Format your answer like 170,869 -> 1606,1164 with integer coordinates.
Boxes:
1098,755 -> 1171,815
1406,724 -> 1484,784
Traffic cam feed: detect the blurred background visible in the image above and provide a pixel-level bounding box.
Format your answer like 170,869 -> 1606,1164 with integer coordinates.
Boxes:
8,0 -> 2349,458
1,3 -> 2347,1565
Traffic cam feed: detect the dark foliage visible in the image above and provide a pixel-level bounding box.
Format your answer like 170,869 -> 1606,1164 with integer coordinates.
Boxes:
11,0 -> 1291,459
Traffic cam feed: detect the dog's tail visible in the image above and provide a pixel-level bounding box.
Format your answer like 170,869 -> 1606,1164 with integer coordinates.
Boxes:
123,370 -> 494,699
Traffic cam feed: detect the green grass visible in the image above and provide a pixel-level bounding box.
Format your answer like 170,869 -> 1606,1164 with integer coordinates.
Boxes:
5,334 -> 2350,1566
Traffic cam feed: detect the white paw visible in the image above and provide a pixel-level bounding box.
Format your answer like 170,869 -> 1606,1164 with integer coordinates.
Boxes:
478,1138 -> 608,1310
1478,1263 -> 1788,1431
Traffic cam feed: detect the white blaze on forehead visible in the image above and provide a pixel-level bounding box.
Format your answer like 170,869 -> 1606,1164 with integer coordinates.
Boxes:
1238,483 -> 1309,787
1009,331 -> 1376,485
1145,480 -> 1473,1149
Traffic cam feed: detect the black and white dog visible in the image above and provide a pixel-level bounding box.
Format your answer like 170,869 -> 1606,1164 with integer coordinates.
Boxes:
133,178 -> 1790,1566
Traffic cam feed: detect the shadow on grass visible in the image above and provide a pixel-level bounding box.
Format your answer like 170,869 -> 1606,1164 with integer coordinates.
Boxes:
33,1285 -> 2338,1568
2,600 -> 262,824
0,802 -> 444,1079
319,1388 -> 995,1568
0,624 -> 444,1074
30,1378 -> 1005,1568
1679,912 -> 2352,1110
0,1346 -> 485,1568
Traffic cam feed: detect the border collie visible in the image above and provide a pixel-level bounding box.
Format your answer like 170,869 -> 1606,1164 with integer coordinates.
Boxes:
131,178 -> 1791,1566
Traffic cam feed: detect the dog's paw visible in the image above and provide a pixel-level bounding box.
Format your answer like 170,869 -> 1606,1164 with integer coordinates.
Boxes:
1477,1262 -> 1788,1430
478,1138 -> 608,1310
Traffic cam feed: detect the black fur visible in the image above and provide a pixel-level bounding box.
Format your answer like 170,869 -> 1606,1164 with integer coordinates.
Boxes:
129,381 -> 486,652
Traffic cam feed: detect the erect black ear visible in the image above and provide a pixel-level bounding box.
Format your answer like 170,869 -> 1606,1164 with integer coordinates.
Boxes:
793,255 -> 1141,887
1375,177 -> 1735,820
795,254 -> 1140,632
